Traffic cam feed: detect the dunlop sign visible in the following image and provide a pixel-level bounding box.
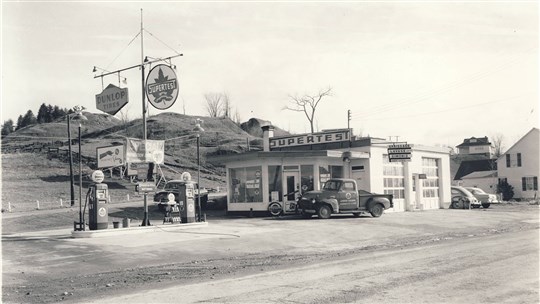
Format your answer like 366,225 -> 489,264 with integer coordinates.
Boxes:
388,143 -> 412,162
95,84 -> 129,115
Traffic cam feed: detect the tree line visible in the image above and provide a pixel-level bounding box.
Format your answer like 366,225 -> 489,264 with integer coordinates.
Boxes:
1,103 -> 75,136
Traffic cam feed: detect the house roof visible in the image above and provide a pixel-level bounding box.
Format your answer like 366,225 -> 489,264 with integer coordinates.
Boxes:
456,136 -> 491,148
496,128 -> 540,161
461,170 -> 497,180
454,159 -> 497,180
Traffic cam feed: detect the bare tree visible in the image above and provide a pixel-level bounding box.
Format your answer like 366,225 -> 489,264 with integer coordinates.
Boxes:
223,93 -> 231,119
118,108 -> 132,137
491,133 -> 505,158
205,93 -> 225,117
283,87 -> 332,133
233,107 -> 242,125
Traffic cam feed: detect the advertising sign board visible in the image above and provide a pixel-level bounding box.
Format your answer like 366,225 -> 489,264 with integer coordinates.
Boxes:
125,138 -> 165,164
96,145 -> 125,168
145,64 -> 179,110
387,143 -> 412,162
95,84 -> 129,115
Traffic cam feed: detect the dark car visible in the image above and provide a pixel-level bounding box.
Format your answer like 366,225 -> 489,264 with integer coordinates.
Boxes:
153,180 -> 208,211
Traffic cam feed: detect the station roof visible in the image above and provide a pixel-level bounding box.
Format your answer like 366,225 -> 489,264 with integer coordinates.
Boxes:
211,150 -> 369,164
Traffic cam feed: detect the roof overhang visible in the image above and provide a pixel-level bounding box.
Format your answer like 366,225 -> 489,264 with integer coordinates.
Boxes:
211,150 -> 370,164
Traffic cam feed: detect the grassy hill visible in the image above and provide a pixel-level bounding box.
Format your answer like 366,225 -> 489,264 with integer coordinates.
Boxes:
1,112 -> 277,211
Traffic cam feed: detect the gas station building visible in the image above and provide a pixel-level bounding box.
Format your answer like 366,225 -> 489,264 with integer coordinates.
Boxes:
216,126 -> 452,215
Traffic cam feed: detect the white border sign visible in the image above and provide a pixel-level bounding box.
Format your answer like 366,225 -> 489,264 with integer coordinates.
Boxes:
145,64 -> 178,110
125,138 -> 165,164
96,145 -> 125,168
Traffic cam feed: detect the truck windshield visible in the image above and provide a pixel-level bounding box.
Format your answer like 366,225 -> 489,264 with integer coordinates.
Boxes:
323,181 -> 341,191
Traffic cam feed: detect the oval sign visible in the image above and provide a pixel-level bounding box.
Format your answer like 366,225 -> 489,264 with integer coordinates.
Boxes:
145,64 -> 178,110
91,170 -> 105,183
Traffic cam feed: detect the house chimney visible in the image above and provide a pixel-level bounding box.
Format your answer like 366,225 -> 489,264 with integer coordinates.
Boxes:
262,125 -> 274,152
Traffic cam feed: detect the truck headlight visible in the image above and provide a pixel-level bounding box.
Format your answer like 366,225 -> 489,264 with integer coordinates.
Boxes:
311,198 -> 316,204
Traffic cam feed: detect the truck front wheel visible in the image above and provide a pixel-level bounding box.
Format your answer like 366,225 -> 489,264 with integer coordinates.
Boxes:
317,205 -> 332,219
369,203 -> 384,218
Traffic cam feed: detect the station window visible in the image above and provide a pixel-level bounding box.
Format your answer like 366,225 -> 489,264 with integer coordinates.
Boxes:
301,165 -> 314,192
268,166 -> 282,202
319,165 -> 343,187
229,166 -> 262,203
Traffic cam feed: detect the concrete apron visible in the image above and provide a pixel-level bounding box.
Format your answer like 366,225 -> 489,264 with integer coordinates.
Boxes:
71,222 -> 209,238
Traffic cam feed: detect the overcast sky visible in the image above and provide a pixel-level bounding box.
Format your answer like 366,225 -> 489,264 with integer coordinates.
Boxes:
2,1 -> 538,148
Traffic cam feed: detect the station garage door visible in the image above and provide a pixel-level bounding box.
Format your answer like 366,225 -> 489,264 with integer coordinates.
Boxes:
421,157 -> 440,210
383,157 -> 405,212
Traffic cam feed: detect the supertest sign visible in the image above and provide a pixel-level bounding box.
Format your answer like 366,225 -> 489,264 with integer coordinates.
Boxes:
270,130 -> 350,149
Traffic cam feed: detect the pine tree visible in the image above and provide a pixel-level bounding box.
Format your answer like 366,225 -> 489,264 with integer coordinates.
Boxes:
37,103 -> 48,123
15,115 -> 23,130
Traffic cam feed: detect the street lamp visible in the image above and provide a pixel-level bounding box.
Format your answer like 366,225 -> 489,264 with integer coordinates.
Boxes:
193,118 -> 204,222
67,110 -> 87,231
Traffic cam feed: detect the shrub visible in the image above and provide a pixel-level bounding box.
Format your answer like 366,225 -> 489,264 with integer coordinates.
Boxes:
497,180 -> 514,201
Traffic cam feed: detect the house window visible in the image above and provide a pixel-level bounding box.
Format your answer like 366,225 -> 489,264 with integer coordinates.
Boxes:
506,154 -> 511,167
517,153 -> 522,167
522,177 -> 538,191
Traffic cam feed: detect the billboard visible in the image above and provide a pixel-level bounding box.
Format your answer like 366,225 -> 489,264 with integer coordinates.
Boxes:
125,138 -> 165,164
96,145 -> 125,168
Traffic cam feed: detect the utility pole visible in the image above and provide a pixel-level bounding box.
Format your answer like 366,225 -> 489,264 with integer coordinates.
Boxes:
347,109 -> 351,148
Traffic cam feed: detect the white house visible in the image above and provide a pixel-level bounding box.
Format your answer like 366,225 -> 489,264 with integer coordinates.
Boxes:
460,170 -> 498,193
496,128 -> 539,200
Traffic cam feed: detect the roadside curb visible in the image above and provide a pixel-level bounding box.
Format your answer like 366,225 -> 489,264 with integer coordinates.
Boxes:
71,221 -> 209,238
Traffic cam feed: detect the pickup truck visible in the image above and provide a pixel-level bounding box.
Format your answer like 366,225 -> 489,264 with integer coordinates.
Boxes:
153,180 -> 208,212
297,178 -> 393,219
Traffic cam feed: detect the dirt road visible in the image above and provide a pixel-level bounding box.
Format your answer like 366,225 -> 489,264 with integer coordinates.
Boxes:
103,229 -> 538,303
2,204 -> 539,303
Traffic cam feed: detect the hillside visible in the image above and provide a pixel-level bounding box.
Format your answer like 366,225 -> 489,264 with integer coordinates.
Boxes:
1,112 -> 279,194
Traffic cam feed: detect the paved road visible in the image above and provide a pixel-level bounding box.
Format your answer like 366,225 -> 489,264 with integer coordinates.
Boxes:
101,229 -> 538,303
2,204 -> 539,303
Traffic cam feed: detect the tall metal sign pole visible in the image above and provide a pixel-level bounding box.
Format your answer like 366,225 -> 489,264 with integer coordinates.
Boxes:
93,9 -> 182,227
140,9 -> 151,226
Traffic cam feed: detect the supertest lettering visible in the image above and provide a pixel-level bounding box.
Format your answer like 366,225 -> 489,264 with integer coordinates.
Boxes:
270,131 -> 349,148
147,80 -> 177,94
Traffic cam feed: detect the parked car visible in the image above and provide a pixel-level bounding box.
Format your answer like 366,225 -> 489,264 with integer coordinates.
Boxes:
465,187 -> 499,208
153,180 -> 208,211
450,186 -> 482,209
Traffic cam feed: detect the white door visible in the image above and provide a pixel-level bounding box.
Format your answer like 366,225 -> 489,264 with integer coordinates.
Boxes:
282,171 -> 300,212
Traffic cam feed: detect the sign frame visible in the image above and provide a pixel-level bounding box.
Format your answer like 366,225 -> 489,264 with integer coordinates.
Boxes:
95,83 -> 129,115
145,64 -> 179,110
96,145 -> 125,168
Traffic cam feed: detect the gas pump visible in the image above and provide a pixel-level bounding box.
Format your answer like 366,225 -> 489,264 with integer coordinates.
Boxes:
88,170 -> 109,230
178,181 -> 196,223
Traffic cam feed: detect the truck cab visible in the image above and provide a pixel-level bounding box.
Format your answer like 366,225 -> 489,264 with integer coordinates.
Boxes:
297,178 -> 393,219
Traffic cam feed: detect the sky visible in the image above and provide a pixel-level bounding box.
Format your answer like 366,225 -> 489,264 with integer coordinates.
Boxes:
1,1 -> 538,149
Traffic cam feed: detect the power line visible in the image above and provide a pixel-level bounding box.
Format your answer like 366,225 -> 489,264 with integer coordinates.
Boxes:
356,92 -> 534,122
351,47 -> 534,120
